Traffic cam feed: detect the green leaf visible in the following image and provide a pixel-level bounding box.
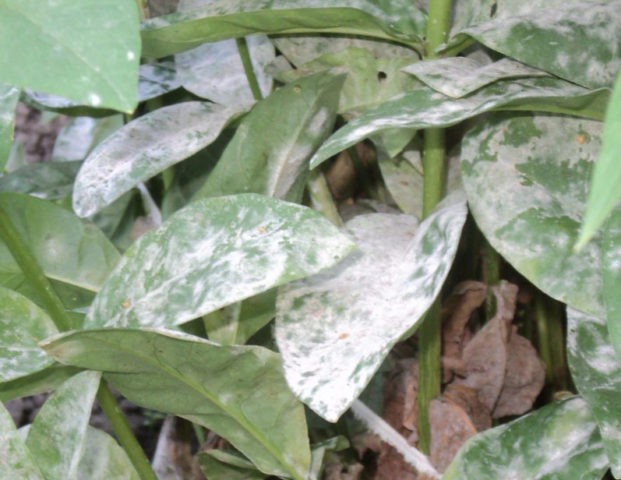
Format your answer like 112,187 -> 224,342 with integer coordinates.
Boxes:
0,287 -> 58,383
0,365 -> 82,402
443,397 -> 609,479
0,402 -> 44,480
567,307 -> 621,477
601,207 -> 621,362
76,426 -> 139,480
0,0 -> 140,112
42,328 -> 312,479
72,102 -> 244,217
445,2 -> 621,89
403,57 -> 547,98
198,450 -> 267,480
460,114 -> 604,317
85,194 -> 355,329
52,115 -> 123,162
0,161 -> 82,200
26,371 -> 101,480
576,72 -> 621,249
310,77 -> 608,169
195,73 -> 344,202
140,0 -> 425,58
0,84 -> 19,170
276,201 -> 467,421
0,193 -> 120,294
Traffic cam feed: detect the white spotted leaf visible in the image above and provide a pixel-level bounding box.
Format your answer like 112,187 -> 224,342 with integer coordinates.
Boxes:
275,201 -> 467,421
566,307 -> 621,477
0,84 -> 19,170
41,328 -> 311,479
443,397 -> 609,479
0,402 -> 44,479
73,102 -> 244,218
85,194 -> 355,329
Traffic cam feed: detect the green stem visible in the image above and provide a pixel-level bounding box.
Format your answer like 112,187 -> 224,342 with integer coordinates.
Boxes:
416,0 -> 452,454
0,201 -> 157,480
236,37 -> 263,101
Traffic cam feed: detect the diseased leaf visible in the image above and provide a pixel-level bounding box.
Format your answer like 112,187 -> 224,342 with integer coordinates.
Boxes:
52,116 -> 123,163
138,62 -> 180,102
0,402 -> 44,480
0,193 -> 120,293
0,84 -> 19,170
194,72 -> 344,202
141,0 -> 425,58
567,307 -> 621,477
0,287 -> 58,383
602,206 -> 621,364
86,194 -> 355,329
461,114 -> 604,317
310,77 -> 608,169
42,328 -> 311,479
0,0 -> 140,112
0,161 -> 82,200
275,201 -> 467,421
444,2 -> 621,89
26,371 -> 101,480
76,426 -> 139,480
403,57 -> 546,98
443,397 -> 609,479
72,102 -> 243,217
577,72 -> 621,249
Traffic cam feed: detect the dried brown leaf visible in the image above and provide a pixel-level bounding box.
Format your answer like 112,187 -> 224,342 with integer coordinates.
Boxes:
443,384 -> 491,432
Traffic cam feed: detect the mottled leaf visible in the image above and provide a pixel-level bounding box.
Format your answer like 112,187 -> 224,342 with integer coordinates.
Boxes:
42,328 -> 312,479
73,102 -> 243,217
577,72 -> 621,249
461,114 -> 604,317
443,397 -> 609,479
76,426 -> 139,480
0,402 -> 44,480
138,62 -> 180,102
141,0 -> 425,58
0,0 -> 140,112
26,371 -> 101,480
52,116 -> 123,163
445,2 -> 621,89
602,207 -> 621,364
0,84 -> 19,170
276,201 -> 467,421
567,307 -> 621,477
85,194 -> 355,329
310,77 -> 608,169
0,287 -> 58,383
0,193 -> 120,293
194,72 -> 344,202
0,161 -> 81,200
403,57 -> 546,98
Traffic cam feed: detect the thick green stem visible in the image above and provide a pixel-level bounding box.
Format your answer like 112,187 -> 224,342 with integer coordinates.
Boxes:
236,37 -> 263,101
416,0 -> 452,454
0,201 -> 157,480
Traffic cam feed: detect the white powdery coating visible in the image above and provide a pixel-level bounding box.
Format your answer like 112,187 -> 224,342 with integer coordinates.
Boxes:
276,202 -> 467,421
73,102 -> 242,217
85,195 -> 355,329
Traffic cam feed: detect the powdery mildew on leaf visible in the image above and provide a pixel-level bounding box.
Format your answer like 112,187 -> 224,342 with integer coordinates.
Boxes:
85,194 -> 355,329
567,307 -> 621,477
310,77 -> 607,168
442,396 -> 609,479
0,402 -> 44,479
76,426 -> 139,480
448,2 -> 621,89
25,371 -> 101,480
0,287 -> 58,383
42,328 -> 311,479
275,201 -> 467,421
461,114 -> 604,317
137,62 -> 180,102
403,57 -> 547,98
73,102 -> 243,217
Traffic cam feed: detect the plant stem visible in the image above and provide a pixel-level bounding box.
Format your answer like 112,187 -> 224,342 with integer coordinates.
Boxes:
416,0 -> 452,454
0,201 -> 157,480
236,37 -> 263,101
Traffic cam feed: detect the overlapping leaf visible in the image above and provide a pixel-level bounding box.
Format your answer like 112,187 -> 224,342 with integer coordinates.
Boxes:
140,0 -> 425,58
85,194 -> 355,329
443,397 -> 609,479
444,2 -> 621,89
0,0 -> 140,112
42,328 -> 312,479
52,116 -> 123,163
567,307 -> 621,477
0,84 -> 19,170
73,102 -> 243,217
275,201 -> 467,421
0,161 -> 81,200
194,72 -> 344,202
74,426 -> 139,480
0,402 -> 44,479
461,114 -> 604,317
310,77 -> 608,169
